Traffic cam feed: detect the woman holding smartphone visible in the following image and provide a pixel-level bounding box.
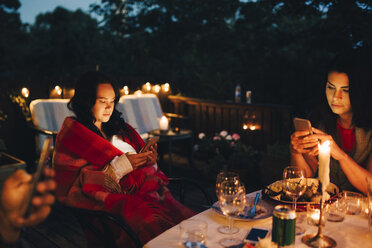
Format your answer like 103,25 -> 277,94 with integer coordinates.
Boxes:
290,53 -> 372,195
53,71 -> 194,247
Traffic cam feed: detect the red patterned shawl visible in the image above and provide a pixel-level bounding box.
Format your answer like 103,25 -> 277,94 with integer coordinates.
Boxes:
53,117 -> 195,246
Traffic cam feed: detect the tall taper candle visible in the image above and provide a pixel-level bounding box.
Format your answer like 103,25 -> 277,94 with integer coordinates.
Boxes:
318,140 -> 330,202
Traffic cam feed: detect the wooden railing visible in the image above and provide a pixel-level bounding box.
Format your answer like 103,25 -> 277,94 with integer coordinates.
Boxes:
167,96 -> 292,150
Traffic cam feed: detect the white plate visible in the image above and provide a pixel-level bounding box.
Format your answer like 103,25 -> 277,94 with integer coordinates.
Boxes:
212,196 -> 273,221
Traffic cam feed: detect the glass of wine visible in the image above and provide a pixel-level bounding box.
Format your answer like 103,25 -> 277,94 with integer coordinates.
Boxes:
283,166 -> 307,235
217,180 -> 246,247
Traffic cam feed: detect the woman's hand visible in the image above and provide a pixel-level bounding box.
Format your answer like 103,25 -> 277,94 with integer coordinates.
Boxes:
309,127 -> 347,161
0,168 -> 56,243
147,144 -> 158,165
290,130 -> 318,155
126,151 -> 152,169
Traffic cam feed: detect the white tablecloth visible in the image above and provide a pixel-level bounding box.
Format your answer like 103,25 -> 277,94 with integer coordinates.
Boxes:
144,191 -> 372,248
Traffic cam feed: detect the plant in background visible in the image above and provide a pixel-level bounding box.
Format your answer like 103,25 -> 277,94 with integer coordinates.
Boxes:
197,130 -> 259,175
8,92 -> 31,122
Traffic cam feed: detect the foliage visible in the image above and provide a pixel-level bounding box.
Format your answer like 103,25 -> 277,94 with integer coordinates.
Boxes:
8,92 -> 31,122
265,142 -> 290,160
196,131 -> 259,175
0,0 -> 371,110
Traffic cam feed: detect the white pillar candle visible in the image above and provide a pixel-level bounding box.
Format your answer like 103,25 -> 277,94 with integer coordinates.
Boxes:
159,116 -> 169,131
318,140 -> 330,202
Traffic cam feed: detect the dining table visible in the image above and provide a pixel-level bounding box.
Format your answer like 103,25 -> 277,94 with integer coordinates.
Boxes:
144,190 -> 372,248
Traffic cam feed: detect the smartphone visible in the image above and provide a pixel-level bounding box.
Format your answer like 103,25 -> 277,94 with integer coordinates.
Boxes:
293,117 -> 313,135
244,228 -> 269,243
139,136 -> 160,153
24,137 -> 52,218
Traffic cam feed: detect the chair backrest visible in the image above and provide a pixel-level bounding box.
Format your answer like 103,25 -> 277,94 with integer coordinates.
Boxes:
29,94 -> 164,150
116,94 -> 164,135
30,99 -> 74,132
30,99 -> 74,152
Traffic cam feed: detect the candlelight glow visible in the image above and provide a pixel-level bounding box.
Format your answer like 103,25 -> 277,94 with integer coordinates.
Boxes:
134,90 -> 142,96
159,116 -> 169,131
153,85 -> 161,93
55,85 -> 62,96
21,87 -> 29,98
123,86 -> 129,95
243,124 -> 248,130
249,125 -> 256,130
319,140 -> 331,153
162,83 -> 170,92
145,82 -> 151,92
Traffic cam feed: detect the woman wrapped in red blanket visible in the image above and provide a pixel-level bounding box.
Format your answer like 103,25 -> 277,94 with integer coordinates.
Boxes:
52,71 -> 195,247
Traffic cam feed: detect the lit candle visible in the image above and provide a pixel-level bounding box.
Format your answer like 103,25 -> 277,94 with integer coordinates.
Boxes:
310,209 -> 320,225
145,82 -> 151,92
159,116 -> 169,131
55,85 -> 62,96
153,85 -> 161,93
21,87 -> 29,98
318,140 -> 330,202
123,86 -> 129,95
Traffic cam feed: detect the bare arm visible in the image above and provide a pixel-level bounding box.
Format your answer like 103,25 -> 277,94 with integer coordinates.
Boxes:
312,127 -> 372,195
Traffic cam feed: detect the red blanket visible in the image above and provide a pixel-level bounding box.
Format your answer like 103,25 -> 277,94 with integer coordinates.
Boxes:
53,117 -> 195,246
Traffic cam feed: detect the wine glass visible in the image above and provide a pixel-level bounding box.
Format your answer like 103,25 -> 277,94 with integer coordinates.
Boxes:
283,166 -> 307,235
216,171 -> 239,196
217,180 -> 246,247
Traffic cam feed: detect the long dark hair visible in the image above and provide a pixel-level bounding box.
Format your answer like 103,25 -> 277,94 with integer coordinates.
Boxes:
310,51 -> 372,135
68,71 -> 129,139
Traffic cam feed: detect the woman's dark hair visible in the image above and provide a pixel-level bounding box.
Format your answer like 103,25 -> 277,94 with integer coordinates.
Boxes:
310,51 -> 372,134
68,71 -> 129,139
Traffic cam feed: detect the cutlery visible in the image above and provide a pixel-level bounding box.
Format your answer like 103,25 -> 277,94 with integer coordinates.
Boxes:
248,192 -> 260,218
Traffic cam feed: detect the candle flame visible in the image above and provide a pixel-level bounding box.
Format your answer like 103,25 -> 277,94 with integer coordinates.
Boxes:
21,87 -> 29,98
318,140 -> 330,152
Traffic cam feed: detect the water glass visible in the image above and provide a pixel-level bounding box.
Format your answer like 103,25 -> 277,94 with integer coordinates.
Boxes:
326,198 -> 347,222
179,219 -> 208,245
343,191 -> 363,215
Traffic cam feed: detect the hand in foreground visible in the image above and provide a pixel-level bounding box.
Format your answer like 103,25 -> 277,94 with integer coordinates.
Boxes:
126,151 -> 152,169
0,168 -> 56,243
290,130 -> 318,155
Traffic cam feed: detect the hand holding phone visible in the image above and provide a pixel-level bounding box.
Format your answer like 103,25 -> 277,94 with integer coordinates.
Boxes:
139,137 -> 159,153
24,137 -> 52,217
244,228 -> 269,243
293,118 -> 312,136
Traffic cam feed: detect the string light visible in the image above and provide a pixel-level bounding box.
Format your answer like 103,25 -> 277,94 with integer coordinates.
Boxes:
162,83 -> 170,93
123,86 -> 129,95
55,85 -> 62,96
134,90 -> 142,96
21,88 -> 29,98
153,85 -> 161,93
145,82 -> 151,92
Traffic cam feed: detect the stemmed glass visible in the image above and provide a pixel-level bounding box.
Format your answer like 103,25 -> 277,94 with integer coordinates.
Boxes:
283,166 -> 307,235
216,171 -> 239,196
217,180 -> 246,247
